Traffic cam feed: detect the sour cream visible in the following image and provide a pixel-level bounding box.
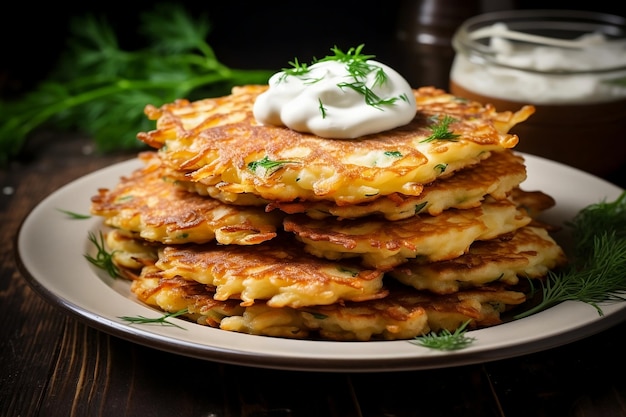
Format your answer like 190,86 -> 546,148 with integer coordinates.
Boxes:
451,22 -> 626,104
253,59 -> 416,138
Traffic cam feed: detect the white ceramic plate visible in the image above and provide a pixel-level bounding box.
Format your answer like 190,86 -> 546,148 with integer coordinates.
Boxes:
16,153 -> 626,372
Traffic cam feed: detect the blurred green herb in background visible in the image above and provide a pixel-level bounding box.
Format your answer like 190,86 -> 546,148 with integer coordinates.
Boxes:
0,3 -> 273,167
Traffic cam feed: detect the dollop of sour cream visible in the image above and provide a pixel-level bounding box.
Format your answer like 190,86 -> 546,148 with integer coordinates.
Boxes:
253,58 -> 416,139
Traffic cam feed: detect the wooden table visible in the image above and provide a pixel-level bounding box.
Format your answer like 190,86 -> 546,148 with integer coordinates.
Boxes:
2,133 -> 626,417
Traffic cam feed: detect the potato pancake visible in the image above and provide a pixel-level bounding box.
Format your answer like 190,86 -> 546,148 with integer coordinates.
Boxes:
151,236 -> 387,308
283,197 -> 531,270
389,226 -> 567,294
130,272 -> 525,341
137,85 -> 533,205
165,166 -> 269,207
510,187 -> 557,219
105,229 -> 158,277
222,282 -> 526,340
90,152 -> 283,245
267,149 -> 527,220
131,270 -> 246,328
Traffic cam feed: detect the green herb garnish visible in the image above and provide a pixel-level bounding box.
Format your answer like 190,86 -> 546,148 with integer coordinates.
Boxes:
383,151 -> 402,158
318,99 -> 328,118
318,44 -> 376,66
57,208 -> 91,219
84,231 -> 119,278
0,4 -> 274,166
247,156 -> 297,176
278,44 -> 404,111
515,191 -> 626,319
414,201 -> 428,214
281,58 -> 310,78
411,320 -> 475,350
119,309 -> 189,329
304,311 -> 329,320
336,81 -> 399,109
421,115 -> 461,143
410,191 -> 626,350
337,267 -> 359,277
434,163 -> 448,174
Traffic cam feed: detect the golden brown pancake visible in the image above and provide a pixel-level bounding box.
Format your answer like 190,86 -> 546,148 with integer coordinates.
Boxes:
510,187 -> 557,219
105,228 -> 158,275
90,152 -> 283,245
131,270 -> 246,328
267,149 -> 527,220
151,236 -> 388,308
389,226 -> 568,294
102,228 -> 388,310
167,166 -> 269,207
137,85 -> 534,205
130,272 -> 526,341
283,197 -> 532,270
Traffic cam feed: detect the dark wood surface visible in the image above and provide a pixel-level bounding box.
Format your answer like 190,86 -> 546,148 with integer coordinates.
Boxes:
2,133 -> 626,417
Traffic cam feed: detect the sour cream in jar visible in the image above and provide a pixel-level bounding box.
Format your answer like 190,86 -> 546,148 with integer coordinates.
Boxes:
449,10 -> 626,177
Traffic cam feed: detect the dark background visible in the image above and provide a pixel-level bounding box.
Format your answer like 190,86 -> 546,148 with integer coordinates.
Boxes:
2,0 -> 624,98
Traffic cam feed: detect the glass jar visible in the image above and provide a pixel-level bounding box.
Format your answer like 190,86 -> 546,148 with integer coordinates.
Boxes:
449,9 -> 626,177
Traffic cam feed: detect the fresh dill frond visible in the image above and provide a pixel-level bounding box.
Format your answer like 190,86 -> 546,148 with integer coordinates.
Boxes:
318,44 -> 375,64
514,191 -> 626,319
57,208 -> 91,219
84,230 -> 120,278
0,4 -> 274,166
336,81 -> 398,109
119,309 -> 189,329
279,58 -> 310,82
568,191 -> 626,255
421,115 -> 461,143
373,67 -> 387,88
281,44 -> 406,111
411,321 -> 476,350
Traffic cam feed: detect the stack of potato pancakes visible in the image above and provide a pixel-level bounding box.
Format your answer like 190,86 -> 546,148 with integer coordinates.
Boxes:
90,85 -> 567,341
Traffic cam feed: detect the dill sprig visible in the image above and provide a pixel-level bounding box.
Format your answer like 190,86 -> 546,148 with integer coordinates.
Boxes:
84,231 -> 120,278
412,191 -> 626,350
336,81 -> 399,109
421,115 -> 461,143
0,4 -> 274,166
279,44 -> 404,112
119,309 -> 189,329
514,191 -> 626,319
411,321 -> 475,351
318,44 -> 375,65
568,191 -> 626,254
57,208 -> 91,219
279,58 -> 311,83
283,44 -> 377,79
